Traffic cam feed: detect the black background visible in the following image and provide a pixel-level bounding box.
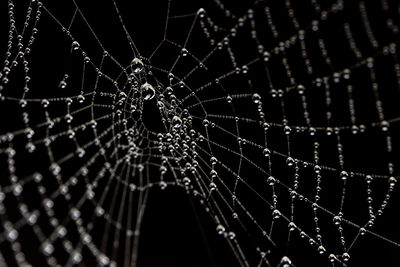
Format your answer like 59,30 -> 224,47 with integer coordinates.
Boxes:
1,0 -> 400,267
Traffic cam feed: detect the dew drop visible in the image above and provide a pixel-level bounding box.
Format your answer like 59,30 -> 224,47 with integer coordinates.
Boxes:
160,181 -> 167,190
172,116 -> 182,128
131,58 -> 144,74
342,252 -> 350,262
197,8 -> 206,18
50,163 -> 61,175
267,176 -> 276,186
333,215 -> 342,225
71,41 -> 80,51
181,48 -> 188,57
286,157 -> 295,166
209,182 -> 217,191
77,94 -> 85,103
216,224 -> 225,235
317,245 -> 326,254
272,209 -> 281,219
141,83 -> 155,100
183,177 -> 191,185
252,93 -> 261,104
228,231 -> 236,239
280,256 -> 292,267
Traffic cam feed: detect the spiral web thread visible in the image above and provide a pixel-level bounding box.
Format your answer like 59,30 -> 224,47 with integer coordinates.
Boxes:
0,0 -> 400,266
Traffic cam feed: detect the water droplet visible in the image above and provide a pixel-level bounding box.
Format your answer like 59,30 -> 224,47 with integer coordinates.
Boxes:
389,176 -> 397,186
317,245 -> 326,254
71,41 -> 80,51
197,8 -> 206,18
359,227 -> 366,235
228,231 -> 236,239
50,163 -> 61,175
56,226 -> 67,238
183,177 -> 191,185
42,242 -> 54,256
70,208 -> 81,220
160,181 -> 167,190
288,222 -> 296,231
267,176 -> 276,186
328,254 -> 336,262
76,147 -> 85,158
131,58 -> 144,74
99,254 -> 110,266
297,84 -> 305,94
314,165 -> 321,173
6,229 -> 18,242
280,256 -> 292,267
41,99 -> 49,108
209,182 -> 217,191
216,224 -> 225,234
26,142 -> 36,153
181,48 -> 188,57
286,157 -> 295,166
59,80 -> 67,89
95,206 -> 105,216
172,116 -> 182,128
381,120 -> 389,131
252,93 -> 261,104
77,94 -> 85,103
340,170 -> 349,180
284,126 -> 291,135
65,114 -> 73,123
263,51 -> 271,61
141,83 -> 155,100
272,209 -> 281,219
342,252 -> 350,262
72,251 -> 82,264
333,215 -> 342,225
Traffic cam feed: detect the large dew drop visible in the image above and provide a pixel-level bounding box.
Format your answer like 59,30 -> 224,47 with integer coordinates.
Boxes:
171,116 -> 182,128
131,58 -> 144,74
141,83 -> 155,100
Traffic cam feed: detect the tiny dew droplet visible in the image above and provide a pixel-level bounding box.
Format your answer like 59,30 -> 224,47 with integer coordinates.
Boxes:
286,157 -> 295,166
141,83 -> 155,100
280,256 -> 292,267
77,94 -> 85,103
181,48 -> 188,57
216,224 -> 225,234
340,170 -> 349,180
171,116 -> 182,128
131,58 -> 144,74
182,177 -> 191,185
263,51 -> 271,61
59,80 -> 67,88
267,176 -> 276,186
197,8 -> 206,18
263,148 -> 271,157
272,209 -> 281,219
209,182 -> 217,191
252,93 -> 261,103
342,252 -> 350,262
359,227 -> 366,235
71,41 -> 80,51
160,181 -> 167,190
333,215 -> 342,225
228,231 -> 236,239
317,245 -> 326,254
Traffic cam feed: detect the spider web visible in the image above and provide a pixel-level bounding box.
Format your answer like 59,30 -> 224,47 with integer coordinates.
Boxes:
0,0 -> 400,266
